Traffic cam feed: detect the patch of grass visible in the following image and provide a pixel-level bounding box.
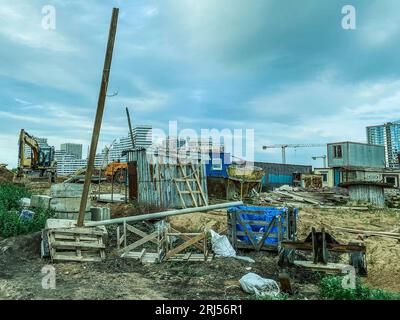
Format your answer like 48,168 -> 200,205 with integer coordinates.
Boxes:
319,275 -> 400,300
0,182 -> 55,238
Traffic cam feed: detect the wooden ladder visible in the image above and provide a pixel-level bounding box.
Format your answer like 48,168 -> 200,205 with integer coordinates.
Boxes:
172,160 -> 208,208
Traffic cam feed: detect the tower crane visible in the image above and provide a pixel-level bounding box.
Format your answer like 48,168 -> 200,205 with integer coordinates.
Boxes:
262,144 -> 326,164
312,155 -> 327,168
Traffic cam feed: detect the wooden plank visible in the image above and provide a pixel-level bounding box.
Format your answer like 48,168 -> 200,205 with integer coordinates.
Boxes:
237,220 -> 258,250
191,163 -> 208,206
168,227 -> 204,251
116,226 -> 120,250
294,260 -> 349,273
119,231 -> 158,253
49,228 -> 104,236
53,254 -> 102,262
51,241 -> 105,249
166,233 -> 205,259
53,234 -> 99,241
126,224 -> 159,245
256,216 -> 276,251
280,241 -> 366,253
327,225 -> 400,238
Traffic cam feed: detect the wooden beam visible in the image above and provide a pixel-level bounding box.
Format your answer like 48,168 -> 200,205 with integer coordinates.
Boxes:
281,240 -> 366,253
125,107 -> 135,148
77,7 -> 119,227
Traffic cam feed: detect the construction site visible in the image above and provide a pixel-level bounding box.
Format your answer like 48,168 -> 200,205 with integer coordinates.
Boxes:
1,3 -> 400,303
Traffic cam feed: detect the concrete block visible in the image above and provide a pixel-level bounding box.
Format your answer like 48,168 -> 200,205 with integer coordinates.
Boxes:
90,207 -> 111,221
20,198 -> 31,208
54,212 -> 91,221
31,195 -> 52,210
50,197 -> 91,213
50,183 -> 90,198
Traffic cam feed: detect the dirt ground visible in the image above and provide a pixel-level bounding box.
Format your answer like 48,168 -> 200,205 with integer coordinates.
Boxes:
0,180 -> 399,299
0,231 -> 320,300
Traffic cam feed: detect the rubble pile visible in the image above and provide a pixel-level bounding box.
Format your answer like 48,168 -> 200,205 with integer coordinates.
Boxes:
0,165 -> 15,183
258,185 -> 349,207
385,189 -> 400,208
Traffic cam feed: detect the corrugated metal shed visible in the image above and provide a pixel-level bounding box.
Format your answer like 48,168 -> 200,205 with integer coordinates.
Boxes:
127,149 -> 208,209
343,183 -> 386,207
254,162 -> 312,190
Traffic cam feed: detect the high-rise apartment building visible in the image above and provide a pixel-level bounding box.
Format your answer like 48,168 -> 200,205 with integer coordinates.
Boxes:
60,143 -> 83,159
366,120 -> 400,168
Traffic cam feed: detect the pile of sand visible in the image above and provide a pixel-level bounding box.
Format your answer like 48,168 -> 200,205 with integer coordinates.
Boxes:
167,209 -> 228,234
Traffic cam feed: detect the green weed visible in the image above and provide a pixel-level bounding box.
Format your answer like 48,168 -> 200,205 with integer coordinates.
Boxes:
0,182 -> 55,238
319,275 -> 400,300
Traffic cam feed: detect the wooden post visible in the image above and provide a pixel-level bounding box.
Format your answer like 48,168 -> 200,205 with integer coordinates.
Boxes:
111,166 -> 114,203
126,107 -> 135,148
77,8 -> 119,227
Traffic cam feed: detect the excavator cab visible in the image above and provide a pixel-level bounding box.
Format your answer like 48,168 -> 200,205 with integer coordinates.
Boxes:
38,147 -> 55,168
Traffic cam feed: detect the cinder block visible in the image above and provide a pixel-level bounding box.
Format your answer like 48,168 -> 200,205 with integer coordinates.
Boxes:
20,198 -> 31,208
53,212 -> 91,221
90,207 -> 111,221
31,195 -> 52,210
50,183 -> 90,198
50,197 -> 91,213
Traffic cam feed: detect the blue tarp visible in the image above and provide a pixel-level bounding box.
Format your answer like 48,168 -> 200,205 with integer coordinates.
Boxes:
228,205 -> 298,246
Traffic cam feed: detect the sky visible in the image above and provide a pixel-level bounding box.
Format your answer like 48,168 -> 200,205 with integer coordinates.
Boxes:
1,0 -> 400,168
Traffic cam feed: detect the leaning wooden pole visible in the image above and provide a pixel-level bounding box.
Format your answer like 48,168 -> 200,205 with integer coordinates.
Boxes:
77,8 -> 119,227
125,107 -> 135,149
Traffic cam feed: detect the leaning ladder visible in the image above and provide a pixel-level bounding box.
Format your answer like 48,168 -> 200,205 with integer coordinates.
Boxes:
172,161 -> 208,208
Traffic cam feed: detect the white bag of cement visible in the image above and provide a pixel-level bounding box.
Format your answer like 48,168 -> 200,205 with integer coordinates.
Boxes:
210,229 -> 236,257
210,230 -> 255,263
239,273 -> 280,297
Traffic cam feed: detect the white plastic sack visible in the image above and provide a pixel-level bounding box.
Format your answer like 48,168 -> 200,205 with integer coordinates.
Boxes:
210,230 -> 255,263
239,273 -> 280,297
210,229 -> 236,257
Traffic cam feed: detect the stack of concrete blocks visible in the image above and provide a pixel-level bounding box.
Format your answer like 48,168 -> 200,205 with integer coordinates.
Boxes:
49,183 -> 91,220
30,195 -> 51,210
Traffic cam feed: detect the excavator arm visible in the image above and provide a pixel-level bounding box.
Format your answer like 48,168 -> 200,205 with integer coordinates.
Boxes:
18,129 -> 40,170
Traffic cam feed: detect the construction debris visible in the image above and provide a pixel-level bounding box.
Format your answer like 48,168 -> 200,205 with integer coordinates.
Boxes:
326,224 -> 400,240
257,185 -> 350,207
279,227 -> 368,275
0,164 -> 14,182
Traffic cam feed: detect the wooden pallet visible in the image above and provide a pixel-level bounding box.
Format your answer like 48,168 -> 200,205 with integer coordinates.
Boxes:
48,227 -> 106,262
117,221 -> 166,263
164,227 -> 211,262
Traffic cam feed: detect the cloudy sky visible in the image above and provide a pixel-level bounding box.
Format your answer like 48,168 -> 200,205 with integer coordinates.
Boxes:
0,0 -> 399,168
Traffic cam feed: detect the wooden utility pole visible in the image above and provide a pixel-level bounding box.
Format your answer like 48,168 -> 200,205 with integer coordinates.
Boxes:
77,8 -> 119,227
125,107 -> 135,149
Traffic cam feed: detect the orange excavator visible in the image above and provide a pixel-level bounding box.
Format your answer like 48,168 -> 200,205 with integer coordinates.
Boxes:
104,161 -> 127,184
